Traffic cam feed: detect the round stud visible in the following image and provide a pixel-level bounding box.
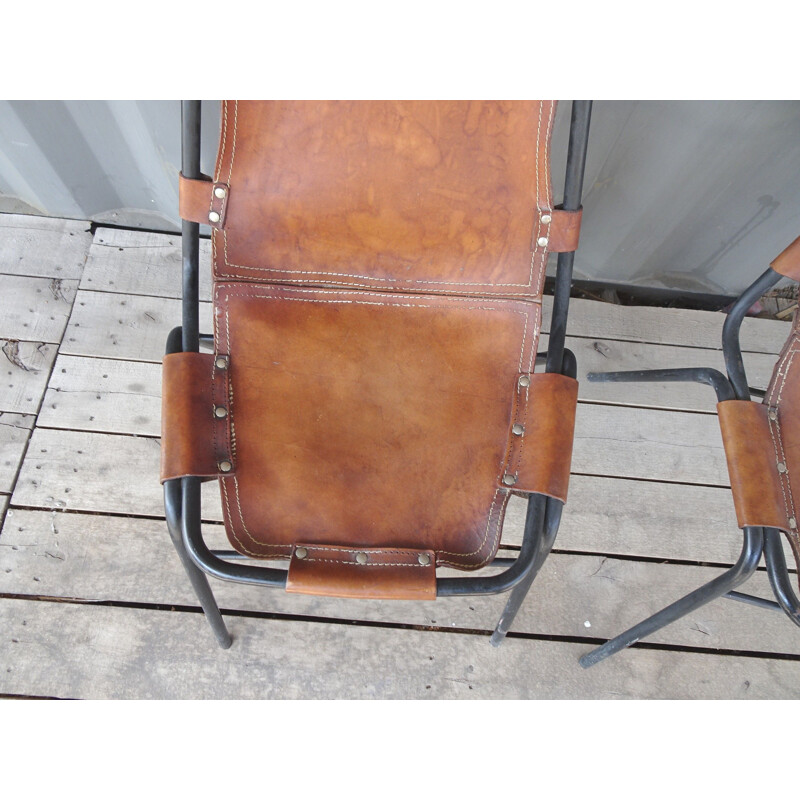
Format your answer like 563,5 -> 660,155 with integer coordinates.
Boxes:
512,423 -> 525,436
541,214 -> 552,224
790,518 -> 797,530
769,409 -> 778,421
778,462 -> 788,474
502,474 -> 517,486
355,552 -> 368,565
208,211 -> 221,224
518,375 -> 531,389
418,553 -> 431,566
218,460 -> 232,473
214,406 -> 227,419
215,356 -> 228,370
537,236 -> 549,247
295,546 -> 308,560
213,186 -> 227,199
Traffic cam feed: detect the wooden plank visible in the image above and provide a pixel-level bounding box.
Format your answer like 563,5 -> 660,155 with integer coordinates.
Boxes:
0,597 -> 796,698
0,275 -> 78,343
573,402 -> 728,486
543,295 -> 790,355
0,413 -> 34,494
0,214 -> 91,279
59,290 -> 213,362
0,340 -> 57,414
38,355 -> 161,436
34,346 -> 773,448
82,228 -> 212,301
12,428 -> 223,521
2,509 -> 796,657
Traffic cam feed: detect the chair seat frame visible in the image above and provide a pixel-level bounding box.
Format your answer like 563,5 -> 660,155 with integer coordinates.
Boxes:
164,100 -> 592,649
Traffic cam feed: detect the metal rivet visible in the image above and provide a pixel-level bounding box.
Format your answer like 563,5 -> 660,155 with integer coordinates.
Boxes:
218,460 -> 232,473
214,406 -> 227,419
778,462 -> 788,474
214,186 -> 227,199
418,553 -> 431,566
502,474 -> 517,486
769,409 -> 778,421
518,375 -> 531,388
208,211 -> 221,224
355,552 -> 368,565
512,423 -> 525,436
295,546 -> 308,560
215,356 -> 228,370
541,214 -> 552,224
537,236 -> 549,247
790,518 -> 797,530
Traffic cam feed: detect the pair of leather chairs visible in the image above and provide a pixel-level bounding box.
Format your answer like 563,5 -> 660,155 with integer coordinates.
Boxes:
161,100 -> 800,665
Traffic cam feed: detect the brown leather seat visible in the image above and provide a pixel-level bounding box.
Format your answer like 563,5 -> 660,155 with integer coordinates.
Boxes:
162,101 -> 582,602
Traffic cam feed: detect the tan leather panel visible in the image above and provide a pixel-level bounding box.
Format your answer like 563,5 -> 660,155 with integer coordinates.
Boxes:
763,312 -> 800,578
214,284 -> 540,568
160,352 -> 233,482
770,235 -> 800,281
286,544 -> 436,600
503,373 -> 578,501
547,208 -> 583,253
211,100 -> 557,297
718,401 -> 787,530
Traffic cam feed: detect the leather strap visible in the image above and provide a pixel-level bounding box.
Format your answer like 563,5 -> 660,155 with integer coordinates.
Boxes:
178,173 -> 230,230
160,352 -> 234,482
770,234 -> 800,282
545,207 -> 583,253
286,543 -> 436,600
717,401 -> 787,530
501,373 -> 579,501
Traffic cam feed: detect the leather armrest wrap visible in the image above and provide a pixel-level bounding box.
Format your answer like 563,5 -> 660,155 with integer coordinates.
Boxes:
771,235 -> 800,282
502,373 -> 579,501
286,544 -> 436,600
160,352 -> 234,482
717,400 -> 787,529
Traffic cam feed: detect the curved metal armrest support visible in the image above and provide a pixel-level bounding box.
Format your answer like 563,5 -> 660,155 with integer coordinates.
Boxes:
763,528 -> 800,627
587,366 -> 735,402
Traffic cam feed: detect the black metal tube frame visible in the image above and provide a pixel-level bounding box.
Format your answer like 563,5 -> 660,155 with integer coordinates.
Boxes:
579,265 -> 800,667
165,100 -> 592,647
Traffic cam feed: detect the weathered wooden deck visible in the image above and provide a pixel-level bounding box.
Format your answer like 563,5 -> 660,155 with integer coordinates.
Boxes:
1,212 -> 798,699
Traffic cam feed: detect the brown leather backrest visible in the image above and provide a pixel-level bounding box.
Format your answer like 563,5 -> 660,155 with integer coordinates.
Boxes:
208,100 -> 559,298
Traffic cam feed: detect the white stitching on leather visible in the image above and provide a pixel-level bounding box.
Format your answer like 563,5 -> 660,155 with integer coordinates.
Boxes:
218,284 -> 536,565
767,343 -> 799,526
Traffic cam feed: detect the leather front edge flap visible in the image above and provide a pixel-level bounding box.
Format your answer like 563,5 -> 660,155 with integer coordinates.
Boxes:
501,373 -> 579,501
178,173 -> 230,230
717,401 -> 788,529
770,234 -> 800,282
160,352 -> 234,482
286,544 -> 436,600
546,207 -> 583,253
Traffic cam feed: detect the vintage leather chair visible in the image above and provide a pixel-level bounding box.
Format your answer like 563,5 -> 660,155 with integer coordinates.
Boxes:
161,100 -> 592,648
580,237 -> 800,667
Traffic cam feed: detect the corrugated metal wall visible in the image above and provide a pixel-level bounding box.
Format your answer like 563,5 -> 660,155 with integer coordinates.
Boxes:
1,100 -> 799,295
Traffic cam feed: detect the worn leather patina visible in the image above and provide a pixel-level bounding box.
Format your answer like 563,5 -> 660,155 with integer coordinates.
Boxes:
165,101 -> 582,596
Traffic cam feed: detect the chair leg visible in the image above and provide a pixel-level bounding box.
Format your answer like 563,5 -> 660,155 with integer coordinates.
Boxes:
763,527 -> 800,627
164,479 -> 233,649
579,526 -> 764,668
490,497 -> 563,646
